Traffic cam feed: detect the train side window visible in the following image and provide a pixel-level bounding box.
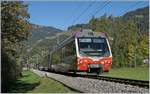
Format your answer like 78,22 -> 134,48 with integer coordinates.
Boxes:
62,41 -> 76,64
71,41 -> 75,55
52,48 -> 62,64
65,41 -> 75,57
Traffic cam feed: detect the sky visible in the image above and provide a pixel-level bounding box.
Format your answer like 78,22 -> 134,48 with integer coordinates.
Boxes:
28,1 -> 149,30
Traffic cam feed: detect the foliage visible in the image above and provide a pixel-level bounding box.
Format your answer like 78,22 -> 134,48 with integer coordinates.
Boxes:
1,1 -> 31,92
68,23 -> 91,30
68,6 -> 149,68
7,71 -> 76,93
123,6 -> 149,32
7,71 -> 41,93
23,24 -> 64,67
26,24 -> 62,46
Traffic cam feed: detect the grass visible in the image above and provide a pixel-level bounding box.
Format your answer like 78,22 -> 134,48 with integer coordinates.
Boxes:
102,67 -> 149,81
30,77 -> 75,93
8,70 -> 76,93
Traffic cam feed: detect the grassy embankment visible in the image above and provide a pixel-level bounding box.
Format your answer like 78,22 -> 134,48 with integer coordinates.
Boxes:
7,70 -> 76,93
102,67 -> 149,81
7,67 -> 149,93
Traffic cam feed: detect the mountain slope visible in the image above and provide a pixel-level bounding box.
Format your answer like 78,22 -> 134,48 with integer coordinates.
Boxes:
67,6 -> 149,32
123,6 -> 148,19
123,6 -> 149,32
26,24 -> 63,46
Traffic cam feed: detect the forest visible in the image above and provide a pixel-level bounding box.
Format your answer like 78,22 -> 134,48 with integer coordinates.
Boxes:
68,6 -> 149,68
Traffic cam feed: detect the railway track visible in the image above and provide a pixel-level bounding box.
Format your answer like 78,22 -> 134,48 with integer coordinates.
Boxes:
97,76 -> 149,88
34,69 -> 149,93
50,71 -> 149,88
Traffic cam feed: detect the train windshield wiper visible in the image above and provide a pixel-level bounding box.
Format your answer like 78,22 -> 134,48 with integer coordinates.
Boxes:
97,49 -> 103,51
79,50 -> 88,56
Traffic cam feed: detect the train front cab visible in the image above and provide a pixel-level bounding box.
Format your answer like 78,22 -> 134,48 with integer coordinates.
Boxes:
75,36 -> 112,74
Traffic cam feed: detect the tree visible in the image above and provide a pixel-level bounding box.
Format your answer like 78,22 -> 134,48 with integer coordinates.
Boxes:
138,33 -> 149,59
89,16 -> 98,31
1,1 -> 31,92
68,7 -> 148,68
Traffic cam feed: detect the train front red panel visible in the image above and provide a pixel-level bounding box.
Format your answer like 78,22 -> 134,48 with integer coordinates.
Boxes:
77,57 -> 112,72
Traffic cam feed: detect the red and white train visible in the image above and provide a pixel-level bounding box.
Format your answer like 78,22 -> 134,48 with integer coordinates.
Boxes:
49,29 -> 112,74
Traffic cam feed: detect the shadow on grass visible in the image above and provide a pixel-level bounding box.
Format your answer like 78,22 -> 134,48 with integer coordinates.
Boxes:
6,75 -> 40,93
21,73 -> 30,77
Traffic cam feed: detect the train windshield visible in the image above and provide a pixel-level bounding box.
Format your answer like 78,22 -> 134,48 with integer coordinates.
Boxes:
78,37 -> 110,57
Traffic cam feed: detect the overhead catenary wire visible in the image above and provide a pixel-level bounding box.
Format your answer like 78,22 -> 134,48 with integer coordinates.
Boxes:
61,1 -> 143,41
64,2 -> 83,30
55,1 -> 111,51
71,1 -> 95,25
64,1 -> 142,36
49,1 -> 146,57
65,1 -> 111,35
81,1 -> 142,24
65,1 -> 110,30
57,2 -> 84,41
74,1 -> 97,24
81,1 -> 111,23
67,3 -> 83,24
93,1 -> 111,16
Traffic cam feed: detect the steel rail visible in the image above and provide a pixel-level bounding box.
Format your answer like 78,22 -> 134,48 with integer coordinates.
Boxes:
90,75 -> 149,88
46,71 -> 149,88
78,74 -> 149,88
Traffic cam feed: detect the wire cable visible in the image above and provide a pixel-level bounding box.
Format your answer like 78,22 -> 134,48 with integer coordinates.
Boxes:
71,1 -> 95,25
78,1 -> 111,24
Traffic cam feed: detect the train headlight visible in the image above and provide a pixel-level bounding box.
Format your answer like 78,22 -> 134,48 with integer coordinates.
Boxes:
107,61 -> 111,64
80,60 -> 83,64
101,61 -> 104,64
84,60 -> 87,62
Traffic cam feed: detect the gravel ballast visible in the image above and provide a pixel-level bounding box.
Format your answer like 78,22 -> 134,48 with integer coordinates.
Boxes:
32,69 -> 149,93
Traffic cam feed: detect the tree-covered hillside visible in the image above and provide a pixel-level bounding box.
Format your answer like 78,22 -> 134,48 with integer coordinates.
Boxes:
123,6 -> 149,32
23,24 -> 70,67
67,6 -> 149,68
26,24 -> 63,46
68,6 -> 149,33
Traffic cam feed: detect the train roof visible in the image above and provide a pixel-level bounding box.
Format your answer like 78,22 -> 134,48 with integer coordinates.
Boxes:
74,29 -> 108,38
50,29 -> 108,54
